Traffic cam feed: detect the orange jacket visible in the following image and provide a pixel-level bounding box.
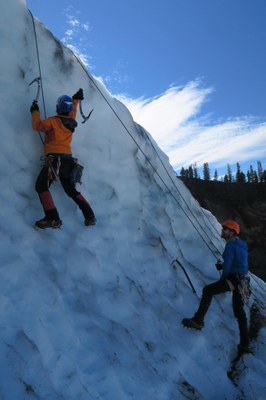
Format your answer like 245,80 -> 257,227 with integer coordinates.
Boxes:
32,99 -> 79,155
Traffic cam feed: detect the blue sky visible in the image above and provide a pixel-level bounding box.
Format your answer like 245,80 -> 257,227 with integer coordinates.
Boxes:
26,0 -> 266,177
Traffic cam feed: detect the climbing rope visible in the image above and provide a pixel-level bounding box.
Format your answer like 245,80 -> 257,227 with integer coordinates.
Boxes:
172,259 -> 197,295
27,8 -> 222,259
28,9 -> 224,261
28,10 -> 47,144
68,50 -> 222,259
137,124 -> 223,254
140,124 -> 222,238
28,8 -> 265,308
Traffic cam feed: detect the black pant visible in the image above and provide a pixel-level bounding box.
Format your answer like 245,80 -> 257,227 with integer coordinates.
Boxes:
194,276 -> 249,346
35,156 -> 95,221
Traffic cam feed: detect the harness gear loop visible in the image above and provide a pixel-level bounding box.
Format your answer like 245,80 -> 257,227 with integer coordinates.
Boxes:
79,101 -> 93,124
44,155 -> 61,186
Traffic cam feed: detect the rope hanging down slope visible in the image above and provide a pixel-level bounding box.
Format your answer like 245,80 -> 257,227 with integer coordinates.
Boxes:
68,53 -> 222,260
28,8 -> 222,260
28,9 -> 266,309
28,10 -> 46,145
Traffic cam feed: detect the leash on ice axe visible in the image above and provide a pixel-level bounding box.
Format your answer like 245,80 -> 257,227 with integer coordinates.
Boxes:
79,101 -> 94,124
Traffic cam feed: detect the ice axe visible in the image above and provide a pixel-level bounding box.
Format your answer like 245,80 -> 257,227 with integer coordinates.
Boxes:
171,258 -> 197,295
79,101 -> 93,124
29,77 -> 41,102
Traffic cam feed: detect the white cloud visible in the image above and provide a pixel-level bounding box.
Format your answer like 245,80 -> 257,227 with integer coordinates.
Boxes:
68,17 -> 80,27
61,7 -> 92,68
118,81 -> 266,173
83,23 -> 90,32
99,59 -> 132,92
64,29 -> 75,38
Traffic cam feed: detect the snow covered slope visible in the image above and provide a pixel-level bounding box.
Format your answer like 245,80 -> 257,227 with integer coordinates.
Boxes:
0,1 -> 265,399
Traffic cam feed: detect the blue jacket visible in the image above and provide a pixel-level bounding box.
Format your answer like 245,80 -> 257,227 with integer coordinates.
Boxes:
221,237 -> 248,279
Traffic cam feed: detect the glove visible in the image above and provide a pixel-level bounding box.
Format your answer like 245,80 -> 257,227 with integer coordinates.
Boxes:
215,260 -> 223,271
73,88 -> 84,100
30,100 -> 39,113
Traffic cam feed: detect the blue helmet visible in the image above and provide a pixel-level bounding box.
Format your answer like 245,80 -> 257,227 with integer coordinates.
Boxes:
56,95 -> 73,114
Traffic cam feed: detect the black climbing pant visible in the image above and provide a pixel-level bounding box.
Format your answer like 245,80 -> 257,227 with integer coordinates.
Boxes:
35,155 -> 95,221
194,276 -> 249,346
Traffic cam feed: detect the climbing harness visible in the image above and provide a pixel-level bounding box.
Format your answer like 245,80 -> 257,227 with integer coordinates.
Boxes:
29,77 -> 41,102
172,259 -> 197,295
42,155 -> 61,185
41,154 -> 84,186
79,102 -> 94,124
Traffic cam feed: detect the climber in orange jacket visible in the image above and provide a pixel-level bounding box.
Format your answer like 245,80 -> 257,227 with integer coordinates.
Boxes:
30,88 -> 96,229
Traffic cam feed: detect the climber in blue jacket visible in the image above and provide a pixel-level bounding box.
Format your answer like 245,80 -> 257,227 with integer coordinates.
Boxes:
182,220 -> 250,354
221,233 -> 248,279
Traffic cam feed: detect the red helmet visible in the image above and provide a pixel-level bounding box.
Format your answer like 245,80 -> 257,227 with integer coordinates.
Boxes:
222,220 -> 240,235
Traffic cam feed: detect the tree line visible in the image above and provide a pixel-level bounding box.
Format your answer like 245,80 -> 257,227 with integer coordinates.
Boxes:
179,161 -> 266,183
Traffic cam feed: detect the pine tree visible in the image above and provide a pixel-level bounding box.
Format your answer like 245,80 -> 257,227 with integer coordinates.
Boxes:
193,163 -> 199,179
214,169 -> 218,181
236,163 -> 241,182
253,170 -> 258,183
257,160 -> 263,183
236,162 -> 246,183
203,162 -> 210,180
247,170 -> 251,183
224,174 -> 229,183
262,170 -> 266,183
188,165 -> 193,179
180,167 -> 186,177
248,165 -> 258,183
249,165 -> 254,183
227,163 -> 233,182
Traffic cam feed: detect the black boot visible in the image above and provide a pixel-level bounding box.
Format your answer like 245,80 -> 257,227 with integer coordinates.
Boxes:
182,317 -> 204,330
